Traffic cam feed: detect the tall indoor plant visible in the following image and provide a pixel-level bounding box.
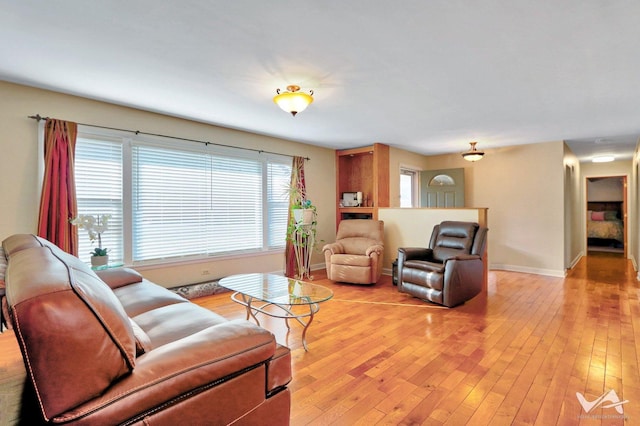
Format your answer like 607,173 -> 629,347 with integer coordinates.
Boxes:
285,177 -> 317,279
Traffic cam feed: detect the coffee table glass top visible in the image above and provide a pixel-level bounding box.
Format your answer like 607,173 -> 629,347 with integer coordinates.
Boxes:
219,273 -> 333,305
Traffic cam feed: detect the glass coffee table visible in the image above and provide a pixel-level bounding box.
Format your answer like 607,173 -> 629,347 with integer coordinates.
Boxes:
219,273 -> 333,351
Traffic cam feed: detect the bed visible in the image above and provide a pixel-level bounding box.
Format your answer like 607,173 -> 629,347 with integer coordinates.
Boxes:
587,201 -> 624,247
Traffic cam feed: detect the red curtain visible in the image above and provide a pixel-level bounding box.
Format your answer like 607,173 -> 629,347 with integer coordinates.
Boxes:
284,157 -> 306,278
37,119 -> 79,255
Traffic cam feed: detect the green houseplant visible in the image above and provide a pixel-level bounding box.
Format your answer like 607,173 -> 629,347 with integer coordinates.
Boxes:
70,214 -> 111,267
292,199 -> 316,225
284,178 -> 318,279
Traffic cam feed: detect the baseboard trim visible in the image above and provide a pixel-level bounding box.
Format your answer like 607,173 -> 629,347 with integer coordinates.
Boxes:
384,264 -> 567,278
568,252 -> 584,270
490,264 -> 566,278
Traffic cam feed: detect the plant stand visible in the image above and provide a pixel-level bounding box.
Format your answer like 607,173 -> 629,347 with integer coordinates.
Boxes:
292,223 -> 315,280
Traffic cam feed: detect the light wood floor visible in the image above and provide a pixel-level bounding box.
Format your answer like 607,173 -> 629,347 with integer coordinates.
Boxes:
196,252 -> 639,425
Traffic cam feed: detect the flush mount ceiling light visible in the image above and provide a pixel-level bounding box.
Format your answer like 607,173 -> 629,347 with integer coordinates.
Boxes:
461,142 -> 485,162
273,85 -> 314,116
592,155 -> 615,163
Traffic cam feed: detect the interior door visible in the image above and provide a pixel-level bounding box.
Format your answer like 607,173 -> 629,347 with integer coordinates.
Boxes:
420,168 -> 465,207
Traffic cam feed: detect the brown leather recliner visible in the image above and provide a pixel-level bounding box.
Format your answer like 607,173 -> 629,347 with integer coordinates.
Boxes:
322,219 -> 384,284
397,221 -> 487,307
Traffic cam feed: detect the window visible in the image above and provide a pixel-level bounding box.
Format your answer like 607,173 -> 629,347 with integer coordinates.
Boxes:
429,174 -> 455,186
74,130 -> 291,265
400,168 -> 419,207
75,136 -> 123,264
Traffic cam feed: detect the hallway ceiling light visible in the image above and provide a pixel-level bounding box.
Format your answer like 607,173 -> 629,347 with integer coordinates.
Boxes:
273,85 -> 314,116
592,156 -> 614,163
461,142 -> 484,162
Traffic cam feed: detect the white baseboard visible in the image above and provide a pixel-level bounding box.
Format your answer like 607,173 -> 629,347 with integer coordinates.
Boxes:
489,263 -> 566,278
316,262 -> 566,279
568,252 -> 584,270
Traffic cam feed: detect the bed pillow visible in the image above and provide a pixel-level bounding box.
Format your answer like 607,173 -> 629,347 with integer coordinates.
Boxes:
591,211 -> 605,221
604,211 -> 619,221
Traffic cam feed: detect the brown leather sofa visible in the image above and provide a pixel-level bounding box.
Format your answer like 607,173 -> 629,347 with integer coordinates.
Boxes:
397,221 -> 487,307
2,234 -> 291,425
322,219 -> 384,285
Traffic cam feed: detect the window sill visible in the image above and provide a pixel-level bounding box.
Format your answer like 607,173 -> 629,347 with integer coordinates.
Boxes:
129,248 -> 285,272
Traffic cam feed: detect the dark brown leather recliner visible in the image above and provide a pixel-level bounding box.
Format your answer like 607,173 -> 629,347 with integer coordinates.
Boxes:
397,221 -> 487,307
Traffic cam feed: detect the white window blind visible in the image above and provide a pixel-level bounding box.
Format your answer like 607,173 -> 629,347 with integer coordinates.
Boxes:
268,162 -> 293,248
132,145 -> 265,261
74,137 -> 124,263
74,131 -> 292,266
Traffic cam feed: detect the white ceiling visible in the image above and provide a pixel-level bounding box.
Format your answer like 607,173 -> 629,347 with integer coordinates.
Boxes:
2,1 -> 639,161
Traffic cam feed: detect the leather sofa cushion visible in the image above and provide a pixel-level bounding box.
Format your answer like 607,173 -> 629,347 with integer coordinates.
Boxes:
113,279 -> 189,317
2,234 -> 43,257
132,301 -> 228,349
130,318 -> 153,355
96,267 -> 143,289
114,280 -> 229,350
4,236 -> 137,420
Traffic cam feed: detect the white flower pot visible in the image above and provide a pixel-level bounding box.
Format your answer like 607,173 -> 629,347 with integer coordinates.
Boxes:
293,209 -> 315,225
91,255 -> 109,268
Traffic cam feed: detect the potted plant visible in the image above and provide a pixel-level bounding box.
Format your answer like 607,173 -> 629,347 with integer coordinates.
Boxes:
292,199 -> 316,225
284,179 -> 319,279
70,214 -> 111,268
285,175 -> 316,225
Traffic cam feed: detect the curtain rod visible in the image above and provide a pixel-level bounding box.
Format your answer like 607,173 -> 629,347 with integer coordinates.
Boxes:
28,114 -> 310,161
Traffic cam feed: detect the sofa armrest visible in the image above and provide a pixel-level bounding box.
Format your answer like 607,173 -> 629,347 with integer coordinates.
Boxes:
442,257 -> 484,307
322,242 -> 344,255
54,320 -> 277,424
398,247 -> 432,261
366,244 -> 384,257
95,268 -> 143,289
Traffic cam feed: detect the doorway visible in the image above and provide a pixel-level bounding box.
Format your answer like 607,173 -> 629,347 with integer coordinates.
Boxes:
586,175 -> 626,256
420,168 -> 465,207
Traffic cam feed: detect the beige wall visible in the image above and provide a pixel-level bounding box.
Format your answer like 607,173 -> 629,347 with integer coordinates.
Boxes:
587,176 -> 625,201
633,146 -> 640,275
563,144 -> 582,269
0,81 -> 336,286
3,81 -> 635,282
425,141 -> 566,276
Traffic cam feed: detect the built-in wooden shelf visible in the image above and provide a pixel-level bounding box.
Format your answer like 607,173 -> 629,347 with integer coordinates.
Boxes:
335,143 -> 389,228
